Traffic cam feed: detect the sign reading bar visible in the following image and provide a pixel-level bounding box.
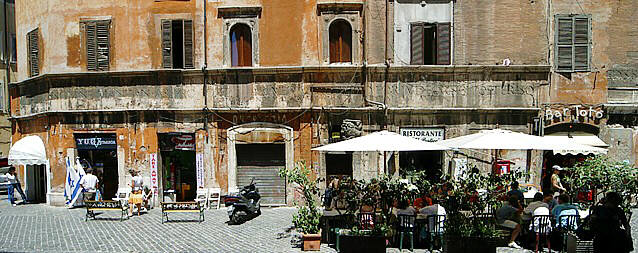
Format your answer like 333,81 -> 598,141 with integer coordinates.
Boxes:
400,128 -> 445,142
75,134 -> 117,150
544,105 -> 604,125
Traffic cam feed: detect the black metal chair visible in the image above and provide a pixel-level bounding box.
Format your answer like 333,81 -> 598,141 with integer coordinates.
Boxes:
530,215 -> 553,253
426,214 -> 446,251
397,214 -> 416,251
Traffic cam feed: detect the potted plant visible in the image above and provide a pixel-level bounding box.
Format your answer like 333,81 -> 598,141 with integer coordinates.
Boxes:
279,161 -> 322,251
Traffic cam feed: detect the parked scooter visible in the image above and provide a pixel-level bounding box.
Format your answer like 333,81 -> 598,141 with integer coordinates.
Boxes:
224,179 -> 261,224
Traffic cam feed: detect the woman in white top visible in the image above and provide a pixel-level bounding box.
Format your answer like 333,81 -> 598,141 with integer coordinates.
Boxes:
6,167 -> 28,206
129,170 -> 144,216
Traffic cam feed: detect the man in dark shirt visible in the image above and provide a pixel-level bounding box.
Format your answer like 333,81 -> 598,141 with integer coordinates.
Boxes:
507,181 -> 524,206
496,195 -> 523,249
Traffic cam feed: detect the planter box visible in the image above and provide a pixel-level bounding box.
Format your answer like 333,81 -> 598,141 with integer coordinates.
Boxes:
302,233 -> 321,251
339,235 -> 386,253
445,237 -> 497,253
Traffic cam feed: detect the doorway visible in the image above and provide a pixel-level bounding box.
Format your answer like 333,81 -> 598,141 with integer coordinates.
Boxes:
25,164 -> 47,203
75,133 -> 118,200
399,151 -> 444,181
159,133 -> 197,201
236,143 -> 286,205
325,152 -> 353,187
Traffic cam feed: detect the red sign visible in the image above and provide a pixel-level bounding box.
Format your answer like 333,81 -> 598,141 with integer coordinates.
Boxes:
171,135 -> 195,150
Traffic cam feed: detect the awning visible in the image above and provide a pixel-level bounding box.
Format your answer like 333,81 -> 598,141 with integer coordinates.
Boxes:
543,132 -> 608,155
312,130 -> 449,152
8,135 -> 48,165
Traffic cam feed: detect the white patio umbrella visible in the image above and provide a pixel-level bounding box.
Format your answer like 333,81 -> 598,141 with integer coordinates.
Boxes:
312,130 -> 449,152
436,129 -> 607,153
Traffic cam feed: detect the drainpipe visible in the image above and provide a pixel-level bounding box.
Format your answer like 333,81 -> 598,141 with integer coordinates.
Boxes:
202,0 -> 209,142
3,0 -> 10,116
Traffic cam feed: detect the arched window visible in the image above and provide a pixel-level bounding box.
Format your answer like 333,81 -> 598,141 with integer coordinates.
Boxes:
230,24 -> 252,67
329,20 -> 352,63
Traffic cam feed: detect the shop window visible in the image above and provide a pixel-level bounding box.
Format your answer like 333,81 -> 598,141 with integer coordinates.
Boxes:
555,14 -> 591,72
83,20 -> 111,71
230,24 -> 252,67
161,19 -> 194,69
27,28 -> 39,77
329,19 -> 352,64
410,23 -> 451,65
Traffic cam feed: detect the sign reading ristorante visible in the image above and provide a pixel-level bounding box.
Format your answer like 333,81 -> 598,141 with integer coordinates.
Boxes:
400,128 -> 445,142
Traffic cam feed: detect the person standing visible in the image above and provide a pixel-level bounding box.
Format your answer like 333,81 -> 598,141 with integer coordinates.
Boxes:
551,166 -> 566,195
590,192 -> 633,253
79,169 -> 99,201
6,167 -> 28,206
129,170 -> 144,216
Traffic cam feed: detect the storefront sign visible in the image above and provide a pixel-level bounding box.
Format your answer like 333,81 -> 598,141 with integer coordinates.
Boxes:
196,153 -> 204,188
400,128 -> 445,142
75,134 -> 117,150
544,105 -> 604,125
149,153 -> 158,196
159,133 -> 196,151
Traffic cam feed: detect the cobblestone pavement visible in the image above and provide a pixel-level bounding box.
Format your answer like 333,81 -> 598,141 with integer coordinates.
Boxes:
0,196 -> 636,252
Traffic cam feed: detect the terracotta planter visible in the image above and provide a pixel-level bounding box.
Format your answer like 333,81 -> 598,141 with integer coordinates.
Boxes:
302,233 -> 322,251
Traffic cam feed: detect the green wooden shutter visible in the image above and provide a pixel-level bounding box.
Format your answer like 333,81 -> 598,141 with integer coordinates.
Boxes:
555,15 -> 590,72
183,20 -> 194,69
436,22 -> 451,65
27,29 -> 39,77
96,21 -> 110,71
410,24 -> 424,65
161,20 -> 172,68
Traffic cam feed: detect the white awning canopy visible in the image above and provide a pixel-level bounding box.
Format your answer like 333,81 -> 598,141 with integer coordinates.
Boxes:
8,135 -> 48,165
312,130 -> 449,152
544,132 -> 608,155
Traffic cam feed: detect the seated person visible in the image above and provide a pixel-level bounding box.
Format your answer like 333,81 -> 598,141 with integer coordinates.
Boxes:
522,191 -> 552,222
396,199 -> 417,216
419,199 -> 446,233
551,194 -> 578,220
413,192 -> 433,209
496,195 -> 523,249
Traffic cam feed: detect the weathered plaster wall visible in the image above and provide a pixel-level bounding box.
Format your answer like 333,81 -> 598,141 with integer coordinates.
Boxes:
453,0 -> 548,65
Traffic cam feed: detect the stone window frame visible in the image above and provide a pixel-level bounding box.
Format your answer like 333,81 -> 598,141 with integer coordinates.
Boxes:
318,3 -> 362,65
219,7 -> 261,67
226,122 -> 294,203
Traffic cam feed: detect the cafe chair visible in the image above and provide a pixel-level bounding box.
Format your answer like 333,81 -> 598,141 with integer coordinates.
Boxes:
557,214 -> 580,252
398,214 -> 416,252
208,188 -> 222,209
427,214 -> 446,251
332,215 -> 352,252
530,214 -> 553,253
358,212 -> 376,230
113,188 -> 130,204
194,188 -> 209,209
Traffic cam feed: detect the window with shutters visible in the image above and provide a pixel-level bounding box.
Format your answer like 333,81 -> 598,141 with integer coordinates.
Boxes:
161,19 -> 194,69
83,20 -> 111,71
230,23 -> 252,67
410,23 -> 451,65
555,14 -> 591,72
27,28 -> 39,77
329,19 -> 352,64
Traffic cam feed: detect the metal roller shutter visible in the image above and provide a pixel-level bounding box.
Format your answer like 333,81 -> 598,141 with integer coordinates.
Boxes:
237,166 -> 286,206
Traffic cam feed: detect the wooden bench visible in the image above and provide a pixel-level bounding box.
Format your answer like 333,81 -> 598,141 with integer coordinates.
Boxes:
85,200 -> 129,222
160,201 -> 205,223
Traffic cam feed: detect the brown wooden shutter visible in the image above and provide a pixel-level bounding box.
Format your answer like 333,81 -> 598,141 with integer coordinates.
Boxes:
183,20 -> 194,69
241,27 -> 252,66
85,22 -> 97,71
96,21 -> 110,71
329,25 -> 338,63
341,25 -> 352,63
161,20 -> 172,68
436,22 -> 451,65
573,17 -> 590,71
27,29 -> 39,77
410,24 -> 424,65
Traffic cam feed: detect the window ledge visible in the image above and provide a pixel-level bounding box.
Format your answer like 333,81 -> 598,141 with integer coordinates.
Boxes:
217,6 -> 262,18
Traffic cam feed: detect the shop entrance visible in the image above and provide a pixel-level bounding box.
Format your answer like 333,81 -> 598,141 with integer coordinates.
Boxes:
25,164 -> 47,203
236,143 -> 286,206
75,133 -> 118,200
325,152 -> 353,187
399,151 -> 444,181
159,133 -> 196,202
